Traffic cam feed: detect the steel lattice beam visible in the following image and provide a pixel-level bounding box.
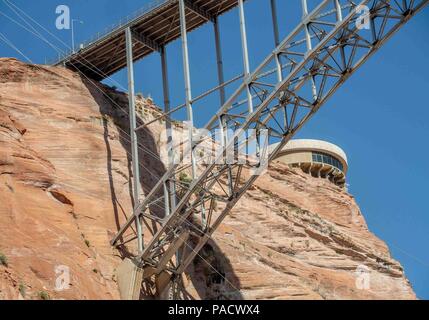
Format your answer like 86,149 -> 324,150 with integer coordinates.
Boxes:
132,30 -> 162,52
184,0 -> 215,22
112,0 -> 429,296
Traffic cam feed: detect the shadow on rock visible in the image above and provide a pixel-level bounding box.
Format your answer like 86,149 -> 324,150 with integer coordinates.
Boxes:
83,77 -> 242,299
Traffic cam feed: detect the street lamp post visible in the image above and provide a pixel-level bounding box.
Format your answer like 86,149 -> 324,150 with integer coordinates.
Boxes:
71,19 -> 83,53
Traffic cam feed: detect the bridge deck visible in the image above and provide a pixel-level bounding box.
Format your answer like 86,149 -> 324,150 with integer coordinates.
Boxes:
55,0 -> 241,80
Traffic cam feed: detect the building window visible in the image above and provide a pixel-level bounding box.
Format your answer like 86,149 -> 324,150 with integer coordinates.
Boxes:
312,152 -> 343,172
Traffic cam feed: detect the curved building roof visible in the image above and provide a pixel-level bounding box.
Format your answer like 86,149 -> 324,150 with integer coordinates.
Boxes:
270,139 -> 348,173
279,139 -> 347,164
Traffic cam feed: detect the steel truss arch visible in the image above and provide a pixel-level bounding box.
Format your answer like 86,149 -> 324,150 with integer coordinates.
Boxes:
111,0 -> 429,297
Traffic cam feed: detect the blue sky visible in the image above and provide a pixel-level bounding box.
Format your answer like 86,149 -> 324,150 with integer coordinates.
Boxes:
0,0 -> 428,299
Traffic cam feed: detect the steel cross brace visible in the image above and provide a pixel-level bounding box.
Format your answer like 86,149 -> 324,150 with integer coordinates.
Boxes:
132,30 -> 162,52
184,0 -> 215,22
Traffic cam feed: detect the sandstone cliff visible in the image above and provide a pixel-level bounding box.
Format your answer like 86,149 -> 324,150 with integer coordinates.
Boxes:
0,58 -> 415,300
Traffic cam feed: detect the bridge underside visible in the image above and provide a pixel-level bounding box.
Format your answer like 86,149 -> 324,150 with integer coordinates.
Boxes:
57,0 -> 240,80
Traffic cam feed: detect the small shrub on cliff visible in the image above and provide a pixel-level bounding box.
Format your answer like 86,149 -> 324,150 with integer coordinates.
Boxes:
19,283 -> 26,298
179,172 -> 193,187
0,252 -> 8,267
81,233 -> 90,248
37,290 -> 50,300
212,199 -> 218,211
172,119 -> 182,127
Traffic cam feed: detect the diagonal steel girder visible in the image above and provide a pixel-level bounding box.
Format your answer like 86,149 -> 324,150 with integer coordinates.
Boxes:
111,0 -> 429,294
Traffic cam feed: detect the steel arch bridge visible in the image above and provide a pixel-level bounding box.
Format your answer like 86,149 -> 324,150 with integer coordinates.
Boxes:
55,0 -> 428,299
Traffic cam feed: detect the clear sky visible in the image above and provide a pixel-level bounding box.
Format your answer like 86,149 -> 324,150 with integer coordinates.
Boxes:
0,0 -> 428,299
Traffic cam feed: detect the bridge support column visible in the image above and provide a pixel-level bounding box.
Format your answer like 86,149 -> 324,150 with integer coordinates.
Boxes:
270,0 -> 281,81
334,0 -> 343,22
301,0 -> 318,101
238,0 -> 253,113
270,0 -> 286,129
213,16 -> 225,106
270,0 -> 280,47
160,45 -> 176,216
178,0 -> 197,179
179,0 -> 206,226
125,27 -> 143,254
213,16 -> 233,197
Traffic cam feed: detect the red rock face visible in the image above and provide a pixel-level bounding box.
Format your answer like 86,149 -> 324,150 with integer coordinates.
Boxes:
0,58 -> 415,300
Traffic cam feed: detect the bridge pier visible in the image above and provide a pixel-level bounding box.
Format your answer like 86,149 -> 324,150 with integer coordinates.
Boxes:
270,0 -> 280,47
179,0 -> 197,181
160,45 -> 176,217
238,0 -> 253,114
125,26 -> 143,254
179,0 -> 210,227
213,16 -> 225,106
270,0 -> 287,129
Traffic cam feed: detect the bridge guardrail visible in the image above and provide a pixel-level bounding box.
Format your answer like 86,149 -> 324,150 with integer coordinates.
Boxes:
48,0 -> 170,65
